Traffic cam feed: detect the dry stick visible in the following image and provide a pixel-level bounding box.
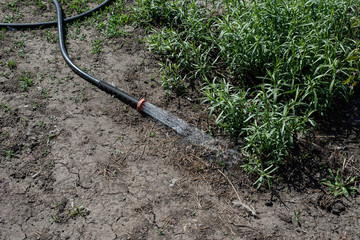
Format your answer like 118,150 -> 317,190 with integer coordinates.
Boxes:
218,214 -> 237,236
217,169 -> 257,216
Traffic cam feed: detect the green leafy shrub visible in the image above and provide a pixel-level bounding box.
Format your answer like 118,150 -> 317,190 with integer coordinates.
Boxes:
133,0 -> 360,187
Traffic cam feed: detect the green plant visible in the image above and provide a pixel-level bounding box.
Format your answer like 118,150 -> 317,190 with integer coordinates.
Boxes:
132,0 -> 360,188
155,227 -> 165,236
67,204 -> 89,218
19,72 -> 33,91
23,118 -> 29,127
1,102 -> 12,113
81,92 -> 87,101
0,28 -> 6,40
31,101 -> 39,110
41,88 -> 51,99
38,120 -> 46,127
35,0 -> 46,9
50,215 -> 57,222
56,201 -> 64,207
45,30 -> 58,43
321,168 -> 358,197
4,1 -> 23,23
5,150 -> 15,159
14,40 -> 25,49
294,210 -> 300,223
43,148 -> 50,155
7,60 -> 16,70
100,0 -> 133,38
47,133 -> 56,144
92,38 -> 102,54
6,1 -> 17,10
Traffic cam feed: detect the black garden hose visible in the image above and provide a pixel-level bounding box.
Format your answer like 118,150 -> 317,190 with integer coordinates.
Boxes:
1,0 -> 143,110
53,0 -> 140,109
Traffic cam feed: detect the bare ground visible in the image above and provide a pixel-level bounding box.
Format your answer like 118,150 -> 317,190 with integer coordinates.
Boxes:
1,1 -> 360,239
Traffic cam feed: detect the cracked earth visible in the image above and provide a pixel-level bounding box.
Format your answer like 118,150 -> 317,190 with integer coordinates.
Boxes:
1,1 -> 360,239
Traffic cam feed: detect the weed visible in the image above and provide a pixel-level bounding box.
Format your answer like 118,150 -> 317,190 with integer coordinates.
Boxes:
41,88 -> 51,99
72,96 -> 79,103
38,121 -> 46,127
92,38 -> 102,54
80,33 -> 87,41
5,150 -> 15,159
155,227 -> 165,236
50,215 -> 57,222
7,60 -> 16,70
0,28 -> 6,40
294,210 -> 300,222
67,204 -> 89,218
19,72 -> 33,91
31,101 -> 39,110
118,133 -> 124,140
43,148 -> 50,156
47,134 -> 56,144
132,0 -> 360,188
1,102 -> 12,113
81,92 -> 87,101
17,49 -> 25,58
218,160 -> 226,170
56,201 -> 64,207
23,118 -> 29,127
321,168 -> 358,197
14,40 -> 25,49
45,30 -> 58,43
6,1 -> 18,11
50,115 -> 57,121
35,0 -> 46,9
3,2 -> 23,23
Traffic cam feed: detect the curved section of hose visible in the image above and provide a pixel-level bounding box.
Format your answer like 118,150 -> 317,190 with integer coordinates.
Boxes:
0,0 -> 141,109
53,0 -> 139,109
0,0 -> 112,29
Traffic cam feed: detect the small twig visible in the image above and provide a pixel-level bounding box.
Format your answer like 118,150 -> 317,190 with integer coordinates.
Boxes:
134,145 -> 146,161
218,214 -> 237,236
342,155 -> 353,173
217,169 -> 257,216
32,170 -> 42,179
191,192 -> 202,209
140,208 -> 153,224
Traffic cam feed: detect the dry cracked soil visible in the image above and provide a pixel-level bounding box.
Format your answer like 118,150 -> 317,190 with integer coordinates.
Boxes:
1,1 -> 360,239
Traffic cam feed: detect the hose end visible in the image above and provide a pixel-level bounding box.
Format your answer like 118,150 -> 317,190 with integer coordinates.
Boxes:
137,98 -> 146,112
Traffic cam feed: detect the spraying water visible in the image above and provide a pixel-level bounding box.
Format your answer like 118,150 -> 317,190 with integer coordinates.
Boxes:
142,102 -> 241,165
142,102 -> 215,146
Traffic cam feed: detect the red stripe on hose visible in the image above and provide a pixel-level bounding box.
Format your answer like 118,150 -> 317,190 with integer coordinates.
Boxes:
137,99 -> 146,111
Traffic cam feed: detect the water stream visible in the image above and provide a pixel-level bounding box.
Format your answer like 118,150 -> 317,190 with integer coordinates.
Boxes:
142,102 -> 241,165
